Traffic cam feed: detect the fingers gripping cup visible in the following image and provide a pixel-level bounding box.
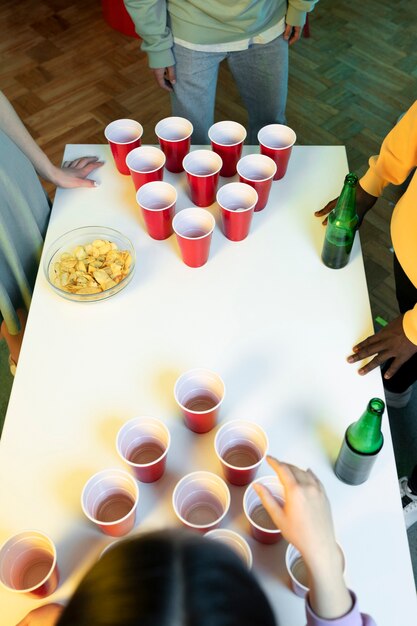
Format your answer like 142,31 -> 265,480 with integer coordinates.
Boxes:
208,121 -> 247,177
237,154 -> 277,211
81,469 -> 139,537
155,116 -> 193,173
183,150 -> 222,207
174,368 -> 225,433
205,528 -> 253,569
116,416 -> 171,483
0,531 -> 59,598
216,182 -> 258,242
172,471 -> 230,532
258,124 -> 296,180
243,475 -> 284,544
172,208 -> 215,268
136,181 -> 177,240
104,119 -> 143,175
214,420 -> 268,486
126,146 -> 165,191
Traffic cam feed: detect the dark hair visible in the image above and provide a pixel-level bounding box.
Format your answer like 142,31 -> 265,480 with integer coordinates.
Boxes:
57,529 -> 276,626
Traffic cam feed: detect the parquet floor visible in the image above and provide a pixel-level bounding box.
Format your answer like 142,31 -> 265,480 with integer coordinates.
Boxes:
1,0 -> 417,323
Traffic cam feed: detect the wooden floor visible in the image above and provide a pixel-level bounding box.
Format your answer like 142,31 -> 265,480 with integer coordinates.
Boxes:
1,0 -> 417,323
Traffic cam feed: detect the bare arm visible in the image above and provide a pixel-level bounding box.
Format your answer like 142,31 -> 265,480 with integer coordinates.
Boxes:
0,91 -> 103,188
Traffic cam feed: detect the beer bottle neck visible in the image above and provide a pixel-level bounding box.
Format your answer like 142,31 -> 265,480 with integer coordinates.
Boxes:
346,398 -> 384,454
333,177 -> 358,222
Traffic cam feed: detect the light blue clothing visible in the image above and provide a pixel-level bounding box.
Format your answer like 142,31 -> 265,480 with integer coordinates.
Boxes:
171,35 -> 288,144
0,129 -> 50,333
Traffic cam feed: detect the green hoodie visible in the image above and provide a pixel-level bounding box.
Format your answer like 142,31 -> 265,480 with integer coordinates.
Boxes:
124,0 -> 319,68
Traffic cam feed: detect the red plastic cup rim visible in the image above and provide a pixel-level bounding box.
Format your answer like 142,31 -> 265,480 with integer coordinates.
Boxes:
172,209 -> 215,241
0,530 -> 57,593
174,368 -> 225,414
208,121 -> 247,147
216,182 -> 258,213
237,155 -> 277,182
126,147 -> 166,174
155,116 -> 193,142
214,420 -> 269,471
116,417 -> 171,469
257,124 -> 297,151
243,476 -> 284,535
172,471 -> 231,530
136,182 -> 177,211
104,119 -> 143,145
183,150 -> 223,177
81,469 -> 139,527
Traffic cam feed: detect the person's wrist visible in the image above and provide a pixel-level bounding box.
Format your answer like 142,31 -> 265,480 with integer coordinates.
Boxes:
303,540 -> 344,582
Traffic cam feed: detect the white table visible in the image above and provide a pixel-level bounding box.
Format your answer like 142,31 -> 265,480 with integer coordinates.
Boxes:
1,144 -> 416,625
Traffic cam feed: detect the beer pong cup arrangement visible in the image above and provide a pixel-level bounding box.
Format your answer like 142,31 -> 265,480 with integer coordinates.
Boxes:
155,116 -> 193,173
205,528 -> 253,569
237,154 -> 277,211
116,416 -> 171,483
208,120 -> 247,177
174,368 -> 225,433
81,469 -> 139,537
216,182 -> 258,242
172,471 -> 230,532
285,542 -> 346,598
0,531 -> 59,598
183,150 -> 222,207
104,119 -> 143,175
258,124 -> 296,181
243,475 -> 284,544
214,420 -> 268,486
136,181 -> 177,240
126,146 -> 165,191
172,208 -> 215,268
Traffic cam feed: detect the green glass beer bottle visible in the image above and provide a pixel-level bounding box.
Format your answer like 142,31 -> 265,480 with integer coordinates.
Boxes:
321,173 -> 359,269
334,398 -> 385,485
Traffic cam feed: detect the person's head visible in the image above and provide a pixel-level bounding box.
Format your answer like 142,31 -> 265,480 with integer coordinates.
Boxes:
57,529 -> 276,626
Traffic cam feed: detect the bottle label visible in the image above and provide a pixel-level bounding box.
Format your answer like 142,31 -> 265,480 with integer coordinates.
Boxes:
334,438 -> 380,485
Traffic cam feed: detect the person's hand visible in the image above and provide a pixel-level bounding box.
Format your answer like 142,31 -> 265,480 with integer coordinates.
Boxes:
252,457 -> 339,571
283,23 -> 302,45
51,156 -> 104,188
347,315 -> 417,379
152,66 -> 176,92
15,603 -> 64,626
314,183 -> 377,226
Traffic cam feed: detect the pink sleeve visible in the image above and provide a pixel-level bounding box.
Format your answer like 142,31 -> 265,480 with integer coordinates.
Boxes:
305,592 -> 376,626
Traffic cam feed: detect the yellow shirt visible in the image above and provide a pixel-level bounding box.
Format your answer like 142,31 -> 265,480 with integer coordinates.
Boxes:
360,100 -> 417,345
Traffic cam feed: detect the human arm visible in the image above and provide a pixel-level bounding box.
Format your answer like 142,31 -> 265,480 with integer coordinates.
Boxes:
15,603 -> 64,626
0,91 -> 103,187
253,457 -> 374,624
124,0 -> 176,91
285,0 -> 320,45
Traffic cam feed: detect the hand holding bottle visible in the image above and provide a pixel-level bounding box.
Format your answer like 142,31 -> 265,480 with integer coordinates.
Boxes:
253,457 -> 352,620
315,182 -> 377,226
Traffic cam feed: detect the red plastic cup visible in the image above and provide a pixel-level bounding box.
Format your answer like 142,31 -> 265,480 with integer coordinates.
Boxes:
237,154 -> 277,211
243,475 -> 284,544
208,121 -> 247,177
216,182 -> 258,242
174,368 -> 225,433
126,146 -> 165,191
205,529 -> 253,569
172,471 -> 230,532
285,542 -> 345,598
155,116 -> 193,173
0,531 -> 59,598
172,208 -> 215,268
214,419 -> 268,486
183,150 -> 222,207
258,124 -> 296,180
104,119 -> 143,175
81,469 -> 139,537
116,416 -> 171,483
136,181 -> 177,240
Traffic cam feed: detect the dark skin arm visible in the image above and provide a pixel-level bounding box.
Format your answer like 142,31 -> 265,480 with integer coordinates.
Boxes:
315,182 -> 417,378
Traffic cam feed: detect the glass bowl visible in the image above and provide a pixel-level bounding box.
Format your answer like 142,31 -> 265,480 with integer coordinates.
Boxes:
43,226 -> 136,302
